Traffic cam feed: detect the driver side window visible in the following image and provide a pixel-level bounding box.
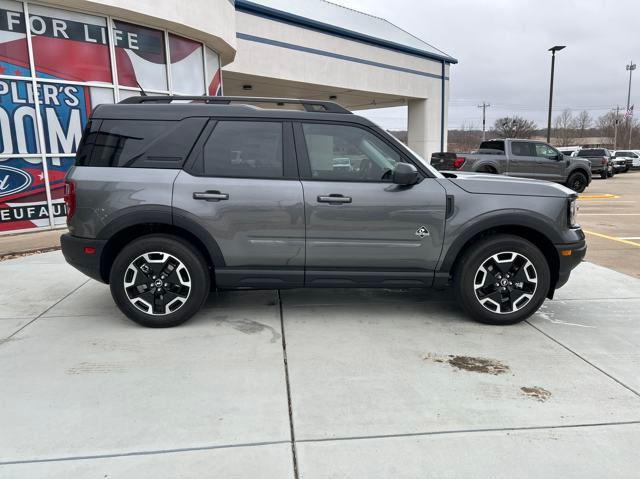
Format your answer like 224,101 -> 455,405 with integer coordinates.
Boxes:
301,123 -> 400,181
535,143 -> 559,159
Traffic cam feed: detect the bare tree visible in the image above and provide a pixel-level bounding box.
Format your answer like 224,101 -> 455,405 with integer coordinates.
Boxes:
575,110 -> 592,138
595,112 -> 640,148
553,109 -> 576,146
493,116 -> 537,138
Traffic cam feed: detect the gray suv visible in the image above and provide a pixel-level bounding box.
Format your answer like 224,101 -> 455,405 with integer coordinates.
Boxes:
61,96 -> 586,328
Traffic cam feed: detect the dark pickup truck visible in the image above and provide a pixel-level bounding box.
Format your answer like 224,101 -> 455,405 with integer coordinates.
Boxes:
575,148 -> 615,178
431,139 -> 592,192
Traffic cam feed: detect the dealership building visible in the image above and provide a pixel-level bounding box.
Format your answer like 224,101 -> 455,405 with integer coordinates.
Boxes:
0,0 -> 456,234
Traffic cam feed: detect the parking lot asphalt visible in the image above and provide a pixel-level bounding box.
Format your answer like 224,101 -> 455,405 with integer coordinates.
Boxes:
579,170 -> 640,278
1,251 -> 639,478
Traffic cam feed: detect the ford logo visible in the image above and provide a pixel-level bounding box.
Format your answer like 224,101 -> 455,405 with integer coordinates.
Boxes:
0,165 -> 32,198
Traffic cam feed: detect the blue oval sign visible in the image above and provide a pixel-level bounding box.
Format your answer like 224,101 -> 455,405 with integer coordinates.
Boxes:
0,165 -> 33,198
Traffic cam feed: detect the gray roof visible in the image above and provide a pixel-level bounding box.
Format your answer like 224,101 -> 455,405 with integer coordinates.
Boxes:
235,0 -> 457,64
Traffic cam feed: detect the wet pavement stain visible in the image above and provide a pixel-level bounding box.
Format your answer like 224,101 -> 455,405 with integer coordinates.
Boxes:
424,353 -> 510,375
521,386 -> 552,402
215,316 -> 281,343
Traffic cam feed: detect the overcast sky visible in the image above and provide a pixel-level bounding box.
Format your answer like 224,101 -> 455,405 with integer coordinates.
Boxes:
334,0 -> 640,131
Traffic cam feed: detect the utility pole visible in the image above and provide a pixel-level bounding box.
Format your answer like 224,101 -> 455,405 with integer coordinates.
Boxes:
547,46 -> 566,143
478,102 -> 490,141
613,106 -> 620,150
626,61 -> 636,149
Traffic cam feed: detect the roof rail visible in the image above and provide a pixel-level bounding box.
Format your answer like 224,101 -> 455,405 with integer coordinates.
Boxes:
118,95 -> 352,114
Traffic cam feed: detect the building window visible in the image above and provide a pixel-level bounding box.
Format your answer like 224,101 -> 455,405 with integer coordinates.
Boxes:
0,1 -> 222,234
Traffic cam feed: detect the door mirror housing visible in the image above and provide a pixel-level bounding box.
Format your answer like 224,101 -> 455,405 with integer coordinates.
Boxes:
392,162 -> 419,185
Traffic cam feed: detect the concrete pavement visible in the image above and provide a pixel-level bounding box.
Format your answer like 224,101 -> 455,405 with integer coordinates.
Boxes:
1,251 -> 639,478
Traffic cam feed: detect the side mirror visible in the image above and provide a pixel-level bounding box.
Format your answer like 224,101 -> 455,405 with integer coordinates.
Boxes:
392,162 -> 419,185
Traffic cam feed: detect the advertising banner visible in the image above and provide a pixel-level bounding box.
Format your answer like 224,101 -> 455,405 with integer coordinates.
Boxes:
0,1 -> 221,234
0,157 -> 68,232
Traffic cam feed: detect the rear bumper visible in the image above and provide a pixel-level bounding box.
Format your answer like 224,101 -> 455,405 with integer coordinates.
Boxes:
554,238 -> 587,290
60,234 -> 107,283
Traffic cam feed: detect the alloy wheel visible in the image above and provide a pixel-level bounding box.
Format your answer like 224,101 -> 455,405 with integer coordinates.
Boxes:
123,251 -> 191,315
473,251 -> 538,314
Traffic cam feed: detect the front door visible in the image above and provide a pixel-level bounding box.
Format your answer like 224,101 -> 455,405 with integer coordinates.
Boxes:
295,122 -> 447,287
534,143 -> 564,182
173,120 -> 305,288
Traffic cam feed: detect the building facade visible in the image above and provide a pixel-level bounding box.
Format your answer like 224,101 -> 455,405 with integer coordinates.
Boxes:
0,0 -> 455,235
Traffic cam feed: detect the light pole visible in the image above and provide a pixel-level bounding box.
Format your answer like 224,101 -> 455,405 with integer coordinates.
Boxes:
626,61 -> 636,149
547,45 -> 566,144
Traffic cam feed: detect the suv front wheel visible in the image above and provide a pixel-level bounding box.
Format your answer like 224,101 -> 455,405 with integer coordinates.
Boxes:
454,235 -> 550,325
109,234 -> 210,327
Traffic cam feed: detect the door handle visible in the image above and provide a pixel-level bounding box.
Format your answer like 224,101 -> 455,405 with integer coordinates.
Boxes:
193,191 -> 229,201
317,194 -> 352,204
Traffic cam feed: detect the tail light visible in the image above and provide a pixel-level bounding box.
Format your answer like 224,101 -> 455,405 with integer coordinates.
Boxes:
453,156 -> 466,169
64,180 -> 76,222
601,157 -> 607,165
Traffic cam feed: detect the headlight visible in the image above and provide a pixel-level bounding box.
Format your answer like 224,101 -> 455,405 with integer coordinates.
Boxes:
568,198 -> 578,227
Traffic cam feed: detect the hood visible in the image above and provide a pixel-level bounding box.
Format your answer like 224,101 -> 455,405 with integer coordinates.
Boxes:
442,172 -> 574,198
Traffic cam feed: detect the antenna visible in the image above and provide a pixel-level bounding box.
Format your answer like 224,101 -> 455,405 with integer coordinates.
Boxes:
136,81 -> 147,97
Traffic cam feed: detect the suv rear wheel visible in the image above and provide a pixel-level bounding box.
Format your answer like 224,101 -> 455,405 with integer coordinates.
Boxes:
454,235 -> 550,325
109,234 -> 210,327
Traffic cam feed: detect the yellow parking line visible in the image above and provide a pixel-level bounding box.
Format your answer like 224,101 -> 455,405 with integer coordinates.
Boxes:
584,230 -> 640,247
578,194 -> 620,200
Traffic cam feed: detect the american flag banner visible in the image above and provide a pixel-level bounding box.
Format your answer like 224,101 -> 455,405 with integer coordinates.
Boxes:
624,105 -> 634,119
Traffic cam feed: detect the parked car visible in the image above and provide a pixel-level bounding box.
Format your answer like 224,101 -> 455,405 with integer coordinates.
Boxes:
613,150 -> 639,171
575,148 -> 615,179
610,154 -> 628,173
61,96 -> 586,328
557,146 -> 582,157
431,139 -> 592,193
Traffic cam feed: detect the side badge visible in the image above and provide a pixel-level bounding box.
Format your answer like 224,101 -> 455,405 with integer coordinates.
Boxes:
415,226 -> 430,238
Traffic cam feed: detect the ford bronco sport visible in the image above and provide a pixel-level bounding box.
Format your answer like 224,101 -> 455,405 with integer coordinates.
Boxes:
61,96 -> 586,328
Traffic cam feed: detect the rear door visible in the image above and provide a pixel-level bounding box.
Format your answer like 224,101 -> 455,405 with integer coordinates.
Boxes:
173,119 -> 305,288
507,141 -> 540,178
294,121 -> 447,287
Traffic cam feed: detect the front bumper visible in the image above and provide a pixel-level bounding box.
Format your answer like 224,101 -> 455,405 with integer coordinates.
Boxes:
60,234 -> 107,283
554,237 -> 587,290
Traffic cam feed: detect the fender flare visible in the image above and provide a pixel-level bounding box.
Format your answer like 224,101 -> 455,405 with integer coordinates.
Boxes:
439,209 -> 562,273
97,205 -> 226,267
471,160 -> 501,173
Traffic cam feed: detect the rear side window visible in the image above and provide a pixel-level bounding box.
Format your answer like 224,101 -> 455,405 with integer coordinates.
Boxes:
511,142 -> 535,156
85,118 -> 207,168
203,121 -> 283,178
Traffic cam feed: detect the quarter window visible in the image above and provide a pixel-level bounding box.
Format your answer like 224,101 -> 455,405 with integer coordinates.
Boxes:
87,119 -> 205,168
203,121 -> 283,178
302,123 -> 400,181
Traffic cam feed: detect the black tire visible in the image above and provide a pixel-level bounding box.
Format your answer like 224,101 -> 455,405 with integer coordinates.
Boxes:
624,166 -> 630,173
600,170 -> 608,179
566,171 -> 588,193
109,234 -> 210,327
608,166 -> 615,178
454,235 -> 550,325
